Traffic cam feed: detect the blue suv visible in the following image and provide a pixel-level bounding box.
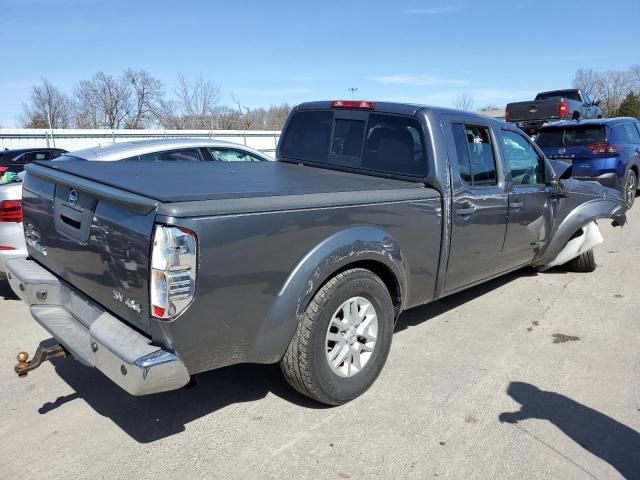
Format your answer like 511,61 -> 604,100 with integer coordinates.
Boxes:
536,118 -> 640,207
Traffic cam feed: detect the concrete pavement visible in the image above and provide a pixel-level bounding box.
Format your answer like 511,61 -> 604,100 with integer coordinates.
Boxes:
1,208 -> 639,479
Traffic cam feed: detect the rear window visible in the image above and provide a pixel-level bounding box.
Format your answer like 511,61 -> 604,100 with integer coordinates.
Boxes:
280,110 -> 426,177
536,126 -> 606,147
535,90 -> 581,102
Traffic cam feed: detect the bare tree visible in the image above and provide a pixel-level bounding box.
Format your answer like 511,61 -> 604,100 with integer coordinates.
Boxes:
20,79 -> 75,128
173,74 -> 220,129
75,72 -> 131,128
155,98 -> 186,129
629,65 -> 640,93
211,105 -> 242,129
123,69 -> 163,129
572,69 -> 604,102
264,104 -> 292,130
573,68 -> 634,117
597,70 -> 633,117
231,93 -> 255,130
453,93 -> 474,112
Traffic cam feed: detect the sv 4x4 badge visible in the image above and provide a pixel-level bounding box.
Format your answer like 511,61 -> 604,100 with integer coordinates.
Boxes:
112,289 -> 141,314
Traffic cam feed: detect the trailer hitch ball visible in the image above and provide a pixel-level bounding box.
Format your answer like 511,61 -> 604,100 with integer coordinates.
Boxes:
16,352 -> 30,377
14,341 -> 68,378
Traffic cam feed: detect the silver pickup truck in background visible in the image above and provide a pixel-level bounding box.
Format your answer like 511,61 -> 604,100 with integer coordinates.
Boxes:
506,89 -> 603,135
8,101 -> 626,405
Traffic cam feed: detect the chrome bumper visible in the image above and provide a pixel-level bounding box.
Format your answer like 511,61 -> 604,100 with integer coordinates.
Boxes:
6,257 -> 190,395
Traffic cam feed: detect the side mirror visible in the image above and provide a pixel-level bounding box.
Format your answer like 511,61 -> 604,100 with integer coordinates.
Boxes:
549,177 -> 568,198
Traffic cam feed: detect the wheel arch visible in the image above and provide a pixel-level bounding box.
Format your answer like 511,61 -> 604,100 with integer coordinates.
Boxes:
534,197 -> 626,268
252,227 -> 408,362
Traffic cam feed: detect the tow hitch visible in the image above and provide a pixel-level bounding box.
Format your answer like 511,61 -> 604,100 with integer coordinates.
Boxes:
14,340 -> 68,377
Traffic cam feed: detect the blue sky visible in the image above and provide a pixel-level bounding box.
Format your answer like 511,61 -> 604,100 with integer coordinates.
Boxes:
1,0 -> 639,126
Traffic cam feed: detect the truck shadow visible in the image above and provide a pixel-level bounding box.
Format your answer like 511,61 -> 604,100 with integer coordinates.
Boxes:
39,267 -> 536,444
42,359 -> 326,443
499,382 -> 640,479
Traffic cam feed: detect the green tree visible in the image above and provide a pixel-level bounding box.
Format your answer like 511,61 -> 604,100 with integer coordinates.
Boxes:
616,92 -> 640,119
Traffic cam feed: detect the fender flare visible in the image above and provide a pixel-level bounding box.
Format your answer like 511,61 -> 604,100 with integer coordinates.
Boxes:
251,227 -> 408,362
534,197 -> 626,267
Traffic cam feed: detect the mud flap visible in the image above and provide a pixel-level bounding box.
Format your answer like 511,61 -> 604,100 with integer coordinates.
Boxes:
542,221 -> 603,269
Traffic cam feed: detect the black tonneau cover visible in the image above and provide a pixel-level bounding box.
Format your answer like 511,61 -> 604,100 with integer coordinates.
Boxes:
32,160 -> 423,203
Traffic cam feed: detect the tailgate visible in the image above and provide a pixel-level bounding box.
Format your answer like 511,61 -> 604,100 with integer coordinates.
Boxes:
21,164 -> 159,333
508,100 -> 558,121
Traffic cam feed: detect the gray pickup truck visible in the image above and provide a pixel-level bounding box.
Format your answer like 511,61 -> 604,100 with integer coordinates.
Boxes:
506,89 -> 603,135
8,101 -> 626,405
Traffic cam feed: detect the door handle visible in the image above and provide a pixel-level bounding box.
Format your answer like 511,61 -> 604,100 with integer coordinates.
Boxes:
455,202 -> 476,216
511,199 -> 524,209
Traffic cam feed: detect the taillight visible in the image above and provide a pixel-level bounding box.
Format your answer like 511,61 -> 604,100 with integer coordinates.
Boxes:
0,200 -> 22,222
559,100 -> 569,117
586,143 -> 623,156
504,106 -> 510,122
150,225 -> 197,320
331,100 -> 374,109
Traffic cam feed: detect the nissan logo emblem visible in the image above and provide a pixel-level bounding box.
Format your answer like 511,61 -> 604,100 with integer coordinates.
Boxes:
558,148 -> 566,155
68,189 -> 79,205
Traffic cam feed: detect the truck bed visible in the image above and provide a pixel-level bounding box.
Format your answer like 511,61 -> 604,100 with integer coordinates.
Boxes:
36,160 -> 425,203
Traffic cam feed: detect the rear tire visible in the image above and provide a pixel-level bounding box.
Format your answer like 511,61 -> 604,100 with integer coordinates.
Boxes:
565,249 -> 596,272
280,268 -> 395,405
624,170 -> 637,208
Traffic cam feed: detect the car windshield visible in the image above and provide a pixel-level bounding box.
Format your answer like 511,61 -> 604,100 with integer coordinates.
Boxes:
536,126 -> 606,147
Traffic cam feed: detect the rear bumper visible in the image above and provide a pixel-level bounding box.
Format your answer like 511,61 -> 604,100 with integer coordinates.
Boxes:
0,248 -> 27,278
574,172 -> 621,191
6,257 -> 190,395
0,222 -> 27,278
511,119 -> 563,135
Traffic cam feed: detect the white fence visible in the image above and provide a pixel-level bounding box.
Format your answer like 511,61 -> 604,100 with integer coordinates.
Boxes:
0,128 -> 282,156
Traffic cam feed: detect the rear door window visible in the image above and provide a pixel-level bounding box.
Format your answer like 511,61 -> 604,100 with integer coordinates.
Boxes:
451,124 -> 497,186
280,110 -> 427,177
623,123 -> 640,144
139,148 -> 203,162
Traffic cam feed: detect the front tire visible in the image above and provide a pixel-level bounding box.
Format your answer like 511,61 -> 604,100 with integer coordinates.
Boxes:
565,249 -> 596,272
280,268 -> 395,405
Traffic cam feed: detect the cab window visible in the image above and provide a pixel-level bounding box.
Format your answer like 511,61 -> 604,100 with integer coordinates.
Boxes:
501,130 -> 545,185
452,124 -> 497,186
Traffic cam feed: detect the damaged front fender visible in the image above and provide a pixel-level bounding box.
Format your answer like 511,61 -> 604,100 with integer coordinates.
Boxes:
534,178 -> 627,268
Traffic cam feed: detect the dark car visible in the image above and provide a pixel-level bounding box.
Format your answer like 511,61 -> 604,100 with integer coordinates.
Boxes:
506,89 -> 603,135
0,148 -> 68,177
536,118 -> 640,207
7,101 -> 625,405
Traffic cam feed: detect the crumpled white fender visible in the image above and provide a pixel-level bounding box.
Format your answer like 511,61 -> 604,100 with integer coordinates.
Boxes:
544,221 -> 603,269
